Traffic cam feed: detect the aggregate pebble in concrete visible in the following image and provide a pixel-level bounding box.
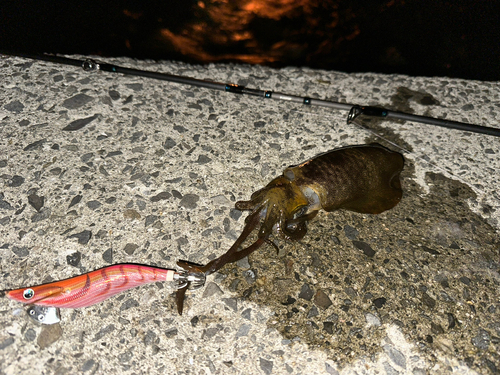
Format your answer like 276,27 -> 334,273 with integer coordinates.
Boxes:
0,55 -> 499,374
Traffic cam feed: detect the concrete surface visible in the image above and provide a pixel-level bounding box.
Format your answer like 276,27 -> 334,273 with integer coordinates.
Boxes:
0,55 -> 499,374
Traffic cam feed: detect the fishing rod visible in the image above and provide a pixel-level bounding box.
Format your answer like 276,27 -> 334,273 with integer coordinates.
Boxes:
3,51 -> 500,137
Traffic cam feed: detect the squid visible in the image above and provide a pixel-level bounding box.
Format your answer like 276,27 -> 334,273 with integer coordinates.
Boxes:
176,144 -> 404,314
3,264 -> 204,310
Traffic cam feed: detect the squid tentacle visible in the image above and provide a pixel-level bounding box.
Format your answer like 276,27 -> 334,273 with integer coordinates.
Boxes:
176,144 -> 404,315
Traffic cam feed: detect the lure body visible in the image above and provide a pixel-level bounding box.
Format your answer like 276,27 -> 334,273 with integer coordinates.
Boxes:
5,264 -> 176,308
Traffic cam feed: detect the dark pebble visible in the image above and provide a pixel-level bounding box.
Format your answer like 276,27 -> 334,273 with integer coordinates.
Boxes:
11,246 -> 29,257
81,153 -> 94,163
187,103 -> 202,111
120,298 -> 139,311
471,329 -> 490,350
69,230 -> 92,245
23,139 -> 46,151
282,295 -> 296,305
165,328 -> 178,338
223,217 -> 230,232
4,100 -> 24,113
145,215 -> 158,227
344,225 -> 359,240
236,324 -> 251,338
150,192 -> 171,202
352,240 -> 376,257
383,344 -> 407,368
228,279 -> 240,291
229,208 -> 242,221
143,330 -> 157,345
259,358 -> 273,375
190,316 -> 199,327
118,351 -> 133,363
314,290 -> 333,310
0,337 -> 14,349
421,246 -> 440,255
431,322 -> 444,335
15,204 -> 26,215
484,359 -> 497,373
31,208 -> 50,222
179,194 -> 199,209
7,175 -> 25,187
0,194 -> 13,210
109,90 -> 120,100
241,308 -> 252,320
123,243 -> 139,255
124,209 -> 140,219
171,190 -> 182,199
421,292 -> 436,308
106,151 -> 123,158
323,322 -> 334,334
202,327 -> 220,340
459,276 -> 471,285
37,324 -> 63,349
67,251 -> 82,267
102,248 -> 113,263
344,287 -> 358,297
298,283 -> 314,301
126,83 -> 143,92
254,121 -> 265,128
222,298 -> 238,312
91,324 -> 115,342
307,306 -> 319,318
447,313 -> 456,329
87,200 -> 102,210
62,93 -> 93,109
81,359 -> 95,372
373,297 -> 387,308
105,197 -> 116,204
434,274 -> 449,288
196,155 -> 212,164
163,137 -> 176,149
24,328 -> 36,342
62,114 -> 99,131
202,282 -> 224,298
68,195 -> 82,208
330,235 -> 340,245
174,125 -> 188,133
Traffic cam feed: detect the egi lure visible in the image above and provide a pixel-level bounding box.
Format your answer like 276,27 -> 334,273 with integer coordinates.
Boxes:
3,263 -> 205,309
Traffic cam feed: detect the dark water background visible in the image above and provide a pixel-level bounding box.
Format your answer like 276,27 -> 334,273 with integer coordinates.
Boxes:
1,0 -> 499,81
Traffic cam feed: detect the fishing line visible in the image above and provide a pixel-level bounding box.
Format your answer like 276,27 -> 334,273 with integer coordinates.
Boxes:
2,51 -> 500,138
1,52 -> 493,196
291,105 -> 486,197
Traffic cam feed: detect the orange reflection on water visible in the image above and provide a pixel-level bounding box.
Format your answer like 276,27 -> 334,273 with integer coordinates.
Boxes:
158,0 -> 338,65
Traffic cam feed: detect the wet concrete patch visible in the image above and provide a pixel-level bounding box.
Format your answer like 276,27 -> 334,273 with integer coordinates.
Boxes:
218,164 -> 500,372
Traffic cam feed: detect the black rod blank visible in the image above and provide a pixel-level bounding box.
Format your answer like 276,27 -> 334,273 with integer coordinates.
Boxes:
3,51 -> 500,137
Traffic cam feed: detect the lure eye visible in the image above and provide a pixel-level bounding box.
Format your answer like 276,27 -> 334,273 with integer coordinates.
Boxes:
23,289 -> 34,299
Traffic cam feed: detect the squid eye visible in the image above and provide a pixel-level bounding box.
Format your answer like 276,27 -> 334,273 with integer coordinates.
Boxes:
23,289 -> 34,299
